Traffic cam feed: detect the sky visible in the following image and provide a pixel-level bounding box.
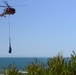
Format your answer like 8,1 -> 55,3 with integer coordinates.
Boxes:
0,0 -> 76,57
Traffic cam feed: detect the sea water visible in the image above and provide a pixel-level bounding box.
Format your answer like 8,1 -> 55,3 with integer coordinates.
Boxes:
0,57 -> 47,71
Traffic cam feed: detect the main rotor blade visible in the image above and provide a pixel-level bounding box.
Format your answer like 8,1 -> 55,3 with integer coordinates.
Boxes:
12,4 -> 27,7
3,1 -> 10,7
0,6 -> 7,7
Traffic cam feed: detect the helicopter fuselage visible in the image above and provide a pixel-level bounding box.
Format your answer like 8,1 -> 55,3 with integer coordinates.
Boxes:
0,1 -> 16,17
4,7 -> 15,15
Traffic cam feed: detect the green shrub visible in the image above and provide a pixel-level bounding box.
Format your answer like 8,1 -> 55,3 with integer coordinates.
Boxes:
70,51 -> 76,75
3,64 -> 21,75
47,52 -> 65,75
24,58 -> 47,75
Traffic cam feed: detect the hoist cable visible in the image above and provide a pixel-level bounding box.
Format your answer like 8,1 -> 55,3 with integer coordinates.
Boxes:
8,15 -> 12,53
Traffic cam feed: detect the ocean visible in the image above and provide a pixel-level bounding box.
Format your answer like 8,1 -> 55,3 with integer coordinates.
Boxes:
0,57 -> 47,71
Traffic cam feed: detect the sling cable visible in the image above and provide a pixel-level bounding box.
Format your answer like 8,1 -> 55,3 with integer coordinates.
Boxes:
8,15 -> 12,53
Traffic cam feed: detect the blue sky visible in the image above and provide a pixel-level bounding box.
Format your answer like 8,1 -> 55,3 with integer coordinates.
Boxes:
0,0 -> 76,57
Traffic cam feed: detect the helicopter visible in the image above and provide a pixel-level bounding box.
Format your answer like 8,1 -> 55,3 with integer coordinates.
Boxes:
0,1 -> 15,17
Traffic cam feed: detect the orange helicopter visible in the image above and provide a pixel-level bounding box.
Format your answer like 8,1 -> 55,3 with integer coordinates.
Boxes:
0,1 -> 15,17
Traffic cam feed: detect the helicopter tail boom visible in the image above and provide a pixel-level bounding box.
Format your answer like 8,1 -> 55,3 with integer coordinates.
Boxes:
0,14 -> 4,17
